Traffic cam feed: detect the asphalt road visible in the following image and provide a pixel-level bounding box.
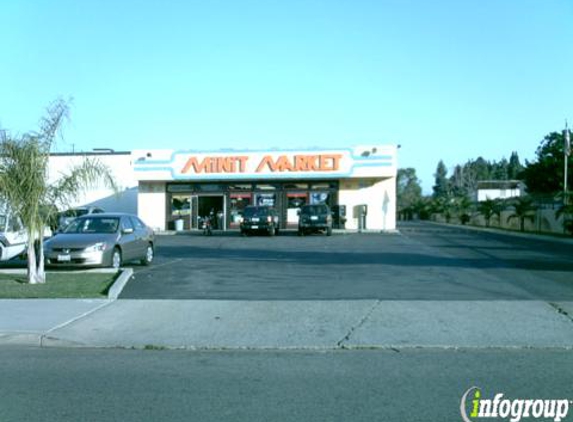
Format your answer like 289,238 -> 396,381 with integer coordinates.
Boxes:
120,222 -> 573,300
1,346 -> 572,422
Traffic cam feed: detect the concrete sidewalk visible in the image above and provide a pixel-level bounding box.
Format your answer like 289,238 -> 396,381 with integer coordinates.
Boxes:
2,299 -> 573,349
0,299 -> 111,346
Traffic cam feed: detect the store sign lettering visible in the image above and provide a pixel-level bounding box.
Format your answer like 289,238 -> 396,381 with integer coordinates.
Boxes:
180,154 -> 343,175
181,156 -> 249,174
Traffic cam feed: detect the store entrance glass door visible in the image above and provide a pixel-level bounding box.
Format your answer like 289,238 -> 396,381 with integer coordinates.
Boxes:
197,195 -> 226,230
286,193 -> 307,228
230,194 -> 251,228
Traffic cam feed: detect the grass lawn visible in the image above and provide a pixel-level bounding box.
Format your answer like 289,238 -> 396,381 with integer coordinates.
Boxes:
0,272 -> 119,298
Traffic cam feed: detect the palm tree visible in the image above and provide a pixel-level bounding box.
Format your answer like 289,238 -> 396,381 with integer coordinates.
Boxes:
478,198 -> 496,227
478,198 -> 506,228
453,195 -> 472,225
506,196 -> 537,232
0,99 -> 116,284
491,198 -> 507,227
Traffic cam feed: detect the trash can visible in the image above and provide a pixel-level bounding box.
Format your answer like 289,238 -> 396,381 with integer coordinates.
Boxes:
354,205 -> 368,232
175,218 -> 184,232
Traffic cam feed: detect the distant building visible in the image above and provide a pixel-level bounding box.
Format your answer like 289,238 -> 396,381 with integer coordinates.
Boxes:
476,180 -> 525,202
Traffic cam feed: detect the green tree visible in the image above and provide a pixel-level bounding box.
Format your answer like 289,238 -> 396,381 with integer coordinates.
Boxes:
477,198 -> 506,228
450,165 -> 468,197
507,151 -> 523,179
477,199 -> 497,227
491,158 -> 509,180
397,168 -> 423,220
0,100 -> 117,284
453,195 -> 472,225
433,160 -> 450,199
521,131 -> 572,194
506,196 -> 537,232
472,157 -> 491,181
430,195 -> 454,223
412,197 -> 433,220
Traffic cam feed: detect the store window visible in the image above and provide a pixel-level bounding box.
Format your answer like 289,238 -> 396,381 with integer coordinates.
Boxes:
229,183 -> 252,191
310,182 -> 337,190
255,193 -> 276,207
310,192 -> 330,205
284,183 -> 308,190
171,195 -> 191,217
195,184 -> 225,192
255,183 -> 278,191
167,184 -> 193,193
230,194 -> 251,226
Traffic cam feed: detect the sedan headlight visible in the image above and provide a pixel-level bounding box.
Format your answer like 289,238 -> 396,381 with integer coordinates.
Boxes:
84,242 -> 107,253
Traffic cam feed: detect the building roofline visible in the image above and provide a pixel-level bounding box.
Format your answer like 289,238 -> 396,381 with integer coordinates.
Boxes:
50,151 -> 131,157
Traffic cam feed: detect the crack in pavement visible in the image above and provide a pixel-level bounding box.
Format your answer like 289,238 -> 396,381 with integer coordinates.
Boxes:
39,301 -> 114,347
548,302 -> 573,324
336,300 -> 381,348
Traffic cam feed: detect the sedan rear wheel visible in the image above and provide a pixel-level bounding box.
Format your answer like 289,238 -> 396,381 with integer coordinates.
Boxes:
141,244 -> 154,266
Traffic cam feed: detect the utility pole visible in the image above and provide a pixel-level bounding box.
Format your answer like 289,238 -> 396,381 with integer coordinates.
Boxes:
565,121 -> 570,206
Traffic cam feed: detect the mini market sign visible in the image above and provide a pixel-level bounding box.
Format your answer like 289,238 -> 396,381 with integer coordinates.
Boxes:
132,147 -> 395,181
180,153 -> 343,175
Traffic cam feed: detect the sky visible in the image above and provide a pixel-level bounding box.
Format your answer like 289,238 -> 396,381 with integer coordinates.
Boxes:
1,0 -> 572,193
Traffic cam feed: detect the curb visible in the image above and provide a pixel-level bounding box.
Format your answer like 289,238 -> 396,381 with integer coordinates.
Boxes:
157,229 -> 400,236
0,332 -> 44,347
0,268 -> 119,275
107,268 -> 134,300
424,221 -> 573,245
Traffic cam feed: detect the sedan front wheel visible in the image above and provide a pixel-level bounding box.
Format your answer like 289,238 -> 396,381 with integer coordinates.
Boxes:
111,248 -> 122,269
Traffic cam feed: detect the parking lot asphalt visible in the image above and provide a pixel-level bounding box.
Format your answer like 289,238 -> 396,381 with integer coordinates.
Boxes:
120,222 -> 573,300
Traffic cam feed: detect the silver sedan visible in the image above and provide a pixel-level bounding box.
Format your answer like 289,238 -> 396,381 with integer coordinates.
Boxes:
44,213 -> 155,268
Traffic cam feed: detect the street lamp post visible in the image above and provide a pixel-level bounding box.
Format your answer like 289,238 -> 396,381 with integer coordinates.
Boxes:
565,122 -> 570,206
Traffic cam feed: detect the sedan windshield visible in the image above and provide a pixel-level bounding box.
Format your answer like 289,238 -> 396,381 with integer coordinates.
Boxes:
64,217 -> 119,234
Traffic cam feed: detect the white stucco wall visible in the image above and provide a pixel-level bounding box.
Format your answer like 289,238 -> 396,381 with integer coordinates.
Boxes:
48,153 -> 138,213
339,177 -> 396,231
477,188 -> 522,202
137,182 -> 167,231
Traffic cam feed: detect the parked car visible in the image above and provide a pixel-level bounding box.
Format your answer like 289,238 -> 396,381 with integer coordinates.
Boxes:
56,206 -> 105,231
240,206 -> 280,236
44,213 -> 154,268
0,203 -> 27,261
298,204 -> 333,236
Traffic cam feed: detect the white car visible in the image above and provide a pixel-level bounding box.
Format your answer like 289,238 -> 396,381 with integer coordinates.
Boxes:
0,205 -> 27,261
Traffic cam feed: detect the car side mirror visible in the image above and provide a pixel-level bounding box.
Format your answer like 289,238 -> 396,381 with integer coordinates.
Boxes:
122,228 -> 134,235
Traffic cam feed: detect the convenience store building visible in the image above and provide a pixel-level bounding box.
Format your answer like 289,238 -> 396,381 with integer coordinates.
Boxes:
133,145 -> 398,232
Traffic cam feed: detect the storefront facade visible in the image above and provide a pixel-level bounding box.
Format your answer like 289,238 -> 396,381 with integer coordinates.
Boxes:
133,145 -> 398,231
